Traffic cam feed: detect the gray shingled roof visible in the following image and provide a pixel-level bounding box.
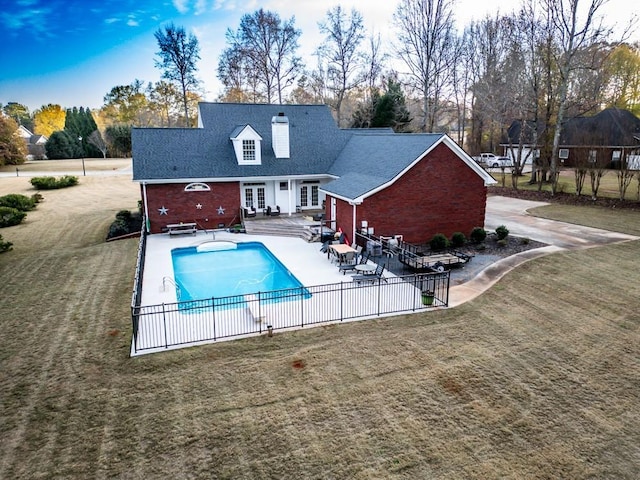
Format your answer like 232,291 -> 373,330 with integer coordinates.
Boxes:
132,103 -> 350,181
132,102 -> 490,200
323,133 -> 443,200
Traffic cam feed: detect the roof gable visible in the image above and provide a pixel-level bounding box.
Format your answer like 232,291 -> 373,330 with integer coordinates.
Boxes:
322,134 -> 495,201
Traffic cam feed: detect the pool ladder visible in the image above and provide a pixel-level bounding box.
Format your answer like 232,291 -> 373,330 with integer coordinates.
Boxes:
162,276 -> 181,300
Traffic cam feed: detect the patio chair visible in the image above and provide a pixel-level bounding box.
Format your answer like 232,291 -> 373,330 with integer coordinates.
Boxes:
243,206 -> 257,218
353,263 -> 387,283
266,205 -> 281,216
339,252 -> 369,275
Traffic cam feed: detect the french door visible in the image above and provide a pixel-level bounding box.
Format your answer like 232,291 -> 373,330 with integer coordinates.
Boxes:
299,184 -> 319,208
243,184 -> 265,210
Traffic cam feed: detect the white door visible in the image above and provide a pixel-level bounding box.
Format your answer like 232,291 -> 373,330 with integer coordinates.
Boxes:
299,184 -> 320,209
243,185 -> 266,211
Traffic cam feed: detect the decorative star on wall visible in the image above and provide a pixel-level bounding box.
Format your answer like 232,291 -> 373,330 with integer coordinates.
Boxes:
196,203 -> 203,209
158,206 -> 168,215
217,206 -> 225,215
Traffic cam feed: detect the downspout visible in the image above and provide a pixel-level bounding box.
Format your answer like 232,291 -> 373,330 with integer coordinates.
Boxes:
142,182 -> 150,233
351,202 -> 357,245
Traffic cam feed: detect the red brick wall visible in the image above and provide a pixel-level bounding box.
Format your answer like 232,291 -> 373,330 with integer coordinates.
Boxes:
143,182 -> 240,233
355,143 -> 488,244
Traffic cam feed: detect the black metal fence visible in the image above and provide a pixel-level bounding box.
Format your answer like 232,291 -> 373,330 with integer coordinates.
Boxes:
130,269 -> 450,355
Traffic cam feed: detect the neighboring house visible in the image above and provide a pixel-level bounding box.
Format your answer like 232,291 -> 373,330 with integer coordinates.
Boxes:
17,125 -> 48,160
132,103 -> 496,244
502,108 -> 640,169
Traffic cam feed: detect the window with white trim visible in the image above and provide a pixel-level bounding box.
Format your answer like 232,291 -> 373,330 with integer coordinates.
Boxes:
243,140 -> 256,162
559,149 -> 569,159
184,182 -> 211,191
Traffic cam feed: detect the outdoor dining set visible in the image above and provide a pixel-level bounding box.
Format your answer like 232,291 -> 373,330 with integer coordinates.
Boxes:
323,241 -> 387,283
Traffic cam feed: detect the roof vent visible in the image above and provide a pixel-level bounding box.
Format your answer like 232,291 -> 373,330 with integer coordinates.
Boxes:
271,114 -> 290,158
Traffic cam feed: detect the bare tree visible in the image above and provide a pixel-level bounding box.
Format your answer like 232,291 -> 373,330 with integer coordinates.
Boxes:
541,0 -> 612,193
221,9 -> 303,104
154,23 -> 201,126
393,0 -> 457,132
87,130 -> 107,158
317,6 -> 366,126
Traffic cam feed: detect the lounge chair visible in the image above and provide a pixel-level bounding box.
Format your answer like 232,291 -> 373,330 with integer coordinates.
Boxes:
243,206 -> 257,218
353,263 -> 387,283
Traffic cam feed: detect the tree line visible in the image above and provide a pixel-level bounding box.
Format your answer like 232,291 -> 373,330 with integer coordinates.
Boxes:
1,0 -> 639,177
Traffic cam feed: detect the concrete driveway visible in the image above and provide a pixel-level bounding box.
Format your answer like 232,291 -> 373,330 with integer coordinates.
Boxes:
449,195 -> 639,306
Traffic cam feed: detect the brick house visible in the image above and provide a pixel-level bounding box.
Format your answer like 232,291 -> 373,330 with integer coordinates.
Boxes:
132,103 -> 495,244
502,108 -> 640,169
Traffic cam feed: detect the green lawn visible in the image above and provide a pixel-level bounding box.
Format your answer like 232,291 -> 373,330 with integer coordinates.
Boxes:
1,169 -> 639,479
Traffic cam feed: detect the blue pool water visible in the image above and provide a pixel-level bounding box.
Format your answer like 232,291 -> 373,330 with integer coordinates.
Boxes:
171,241 -> 309,303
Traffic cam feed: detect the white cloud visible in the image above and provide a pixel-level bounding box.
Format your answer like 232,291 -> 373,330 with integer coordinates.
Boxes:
173,0 -> 189,14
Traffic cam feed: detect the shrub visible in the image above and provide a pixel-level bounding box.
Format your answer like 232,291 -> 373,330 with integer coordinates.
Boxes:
115,210 -> 132,222
0,193 -> 36,211
429,233 -> 449,251
497,238 -> 508,247
108,219 -> 129,238
450,232 -> 466,248
106,210 -> 143,239
30,175 -> 78,190
0,206 -> 27,227
0,234 -> 12,253
495,225 -> 510,240
520,237 -> 530,245
470,226 -> 487,243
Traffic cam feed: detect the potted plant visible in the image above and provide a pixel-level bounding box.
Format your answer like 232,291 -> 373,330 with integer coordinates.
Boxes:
422,290 -> 435,306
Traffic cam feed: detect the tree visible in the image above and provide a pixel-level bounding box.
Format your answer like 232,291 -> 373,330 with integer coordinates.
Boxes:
317,6 -> 366,126
220,9 -> 303,104
542,0 -> 613,194
147,81 -> 182,127
2,102 -> 33,131
393,0 -> 457,132
45,131 -> 80,159
33,104 -> 65,137
87,130 -> 108,158
154,23 -> 201,126
64,107 -> 100,157
105,125 -> 132,157
102,80 -> 150,126
603,42 -> 640,116
373,78 -> 412,131
0,115 -> 27,165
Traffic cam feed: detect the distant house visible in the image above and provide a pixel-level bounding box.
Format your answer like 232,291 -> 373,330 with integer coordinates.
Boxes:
17,125 -> 47,160
132,103 -> 495,244
502,108 -> 640,169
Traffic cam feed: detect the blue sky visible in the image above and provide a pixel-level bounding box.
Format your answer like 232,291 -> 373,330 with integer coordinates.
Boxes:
1,0 -> 637,114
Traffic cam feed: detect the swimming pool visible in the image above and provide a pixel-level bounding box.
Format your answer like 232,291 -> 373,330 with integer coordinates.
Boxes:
171,241 -> 309,303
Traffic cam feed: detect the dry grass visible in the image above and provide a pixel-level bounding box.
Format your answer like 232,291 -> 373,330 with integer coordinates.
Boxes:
1,163 -> 639,479
492,168 -> 640,201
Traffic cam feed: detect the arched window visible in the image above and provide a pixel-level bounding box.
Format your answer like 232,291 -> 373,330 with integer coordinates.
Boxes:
184,183 -> 211,191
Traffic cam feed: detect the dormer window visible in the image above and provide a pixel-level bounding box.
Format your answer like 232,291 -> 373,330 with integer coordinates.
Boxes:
243,139 -> 256,162
230,125 -> 262,165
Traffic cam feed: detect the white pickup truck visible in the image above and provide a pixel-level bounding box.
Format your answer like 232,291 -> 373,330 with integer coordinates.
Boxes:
473,153 -> 513,168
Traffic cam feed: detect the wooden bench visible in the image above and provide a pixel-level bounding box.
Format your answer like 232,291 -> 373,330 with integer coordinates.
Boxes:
167,222 -> 197,235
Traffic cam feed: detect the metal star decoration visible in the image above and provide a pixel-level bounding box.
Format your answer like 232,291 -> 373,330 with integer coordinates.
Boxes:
158,206 -> 168,215
217,206 -> 225,215
196,203 -> 203,209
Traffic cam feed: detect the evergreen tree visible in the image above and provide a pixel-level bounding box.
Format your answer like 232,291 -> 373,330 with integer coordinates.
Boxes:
371,79 -> 412,132
45,131 -> 79,159
105,125 -> 132,157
